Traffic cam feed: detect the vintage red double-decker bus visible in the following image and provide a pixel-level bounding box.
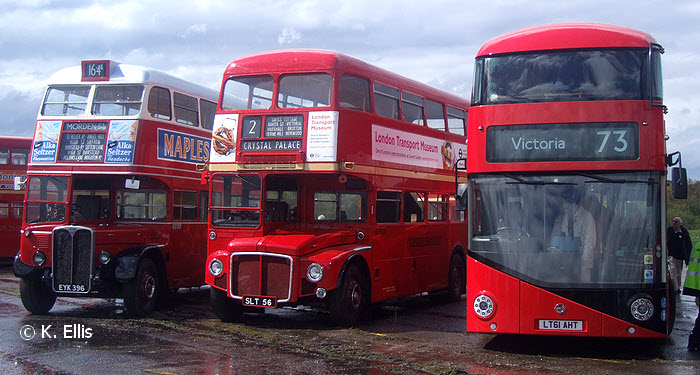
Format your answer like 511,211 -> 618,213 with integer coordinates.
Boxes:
0,136 -> 31,260
204,49 -> 469,325
13,60 -> 218,316
463,23 -> 685,338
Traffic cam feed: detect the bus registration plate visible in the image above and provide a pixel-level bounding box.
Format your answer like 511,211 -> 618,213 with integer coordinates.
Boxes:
242,295 -> 277,308
538,319 -> 583,331
56,284 -> 88,293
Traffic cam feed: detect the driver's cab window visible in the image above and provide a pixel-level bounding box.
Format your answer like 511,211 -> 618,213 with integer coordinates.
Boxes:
71,179 -> 110,221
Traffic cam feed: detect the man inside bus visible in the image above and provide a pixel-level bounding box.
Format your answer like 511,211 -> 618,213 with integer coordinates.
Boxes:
550,187 -> 597,282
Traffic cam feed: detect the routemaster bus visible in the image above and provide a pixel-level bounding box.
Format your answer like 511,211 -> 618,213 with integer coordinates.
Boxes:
203,49 -> 469,326
13,60 -> 218,316
0,136 -> 31,260
461,23 -> 687,338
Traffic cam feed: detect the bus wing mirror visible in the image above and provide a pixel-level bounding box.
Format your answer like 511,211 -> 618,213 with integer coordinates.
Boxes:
13,176 -> 25,191
125,178 -> 140,190
455,183 -> 468,211
671,167 -> 687,199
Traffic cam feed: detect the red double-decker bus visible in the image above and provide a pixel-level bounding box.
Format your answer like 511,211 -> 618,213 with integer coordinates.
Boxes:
13,60 -> 218,316
463,23 -> 685,338
204,49 -> 469,325
0,136 -> 31,260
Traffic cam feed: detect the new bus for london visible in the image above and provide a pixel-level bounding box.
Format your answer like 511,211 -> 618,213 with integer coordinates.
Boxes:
461,23 -> 686,338
203,49 -> 469,325
14,60 -> 218,316
0,136 -> 30,260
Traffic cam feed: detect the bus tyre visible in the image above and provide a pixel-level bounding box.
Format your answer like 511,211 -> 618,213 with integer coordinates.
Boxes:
330,264 -> 368,327
124,258 -> 159,317
210,288 -> 242,322
446,254 -> 466,302
19,274 -> 56,315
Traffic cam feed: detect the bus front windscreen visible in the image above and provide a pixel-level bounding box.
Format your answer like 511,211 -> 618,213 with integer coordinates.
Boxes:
468,172 -> 663,288
474,48 -> 655,105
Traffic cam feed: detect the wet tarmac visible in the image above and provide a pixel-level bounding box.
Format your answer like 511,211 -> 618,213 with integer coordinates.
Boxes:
0,265 -> 698,374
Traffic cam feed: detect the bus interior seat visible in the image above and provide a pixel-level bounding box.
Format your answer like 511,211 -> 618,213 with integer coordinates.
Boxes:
266,201 -> 288,222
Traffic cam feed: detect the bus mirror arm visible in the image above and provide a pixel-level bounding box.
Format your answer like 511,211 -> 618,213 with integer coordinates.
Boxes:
13,176 -> 26,191
667,151 -> 687,199
454,158 -> 468,211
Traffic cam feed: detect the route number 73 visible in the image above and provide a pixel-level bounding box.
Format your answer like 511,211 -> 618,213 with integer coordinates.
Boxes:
596,130 -> 628,153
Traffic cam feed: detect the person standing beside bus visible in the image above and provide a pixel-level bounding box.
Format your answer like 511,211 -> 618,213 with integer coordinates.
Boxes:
667,217 -> 692,293
683,242 -> 700,351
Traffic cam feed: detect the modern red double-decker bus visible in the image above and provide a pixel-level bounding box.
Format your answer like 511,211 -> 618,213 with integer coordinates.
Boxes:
13,60 -> 218,316
0,136 -> 31,260
462,23 -> 685,338
204,49 -> 469,325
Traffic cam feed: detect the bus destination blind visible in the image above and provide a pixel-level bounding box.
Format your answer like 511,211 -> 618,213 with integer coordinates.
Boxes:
486,122 -> 639,163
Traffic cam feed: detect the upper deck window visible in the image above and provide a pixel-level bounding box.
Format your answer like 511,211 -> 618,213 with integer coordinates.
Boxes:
200,99 -> 217,130
402,92 -> 424,125
174,92 -> 199,126
339,75 -> 371,112
426,99 -> 445,131
148,86 -> 172,120
92,85 -> 143,116
374,83 -> 399,120
12,148 -> 29,165
447,106 -> 466,136
278,73 -> 332,108
475,48 -> 648,105
222,75 -> 273,110
41,86 -> 90,116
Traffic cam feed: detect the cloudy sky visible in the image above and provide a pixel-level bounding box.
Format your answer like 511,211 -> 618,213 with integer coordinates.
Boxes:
2,0 -> 699,177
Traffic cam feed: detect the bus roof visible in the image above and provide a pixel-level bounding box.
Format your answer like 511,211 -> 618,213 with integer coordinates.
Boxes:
47,61 -> 218,101
224,49 -> 469,105
477,23 -> 658,57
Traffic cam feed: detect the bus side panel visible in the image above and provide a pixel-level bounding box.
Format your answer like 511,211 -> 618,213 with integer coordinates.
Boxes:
466,257 -> 520,333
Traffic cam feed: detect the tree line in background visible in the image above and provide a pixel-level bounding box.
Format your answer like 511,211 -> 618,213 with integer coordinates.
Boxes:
667,178 -> 700,231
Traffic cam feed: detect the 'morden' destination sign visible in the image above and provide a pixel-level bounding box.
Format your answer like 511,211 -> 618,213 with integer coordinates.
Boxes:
486,122 -> 638,163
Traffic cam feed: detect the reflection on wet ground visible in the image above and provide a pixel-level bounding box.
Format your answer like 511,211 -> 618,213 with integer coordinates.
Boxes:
1,266 -> 698,375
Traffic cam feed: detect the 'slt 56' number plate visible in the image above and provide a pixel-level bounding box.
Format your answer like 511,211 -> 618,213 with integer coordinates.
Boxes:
242,295 -> 277,308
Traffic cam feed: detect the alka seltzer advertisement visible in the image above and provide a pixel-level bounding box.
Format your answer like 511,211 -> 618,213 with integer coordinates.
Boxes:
31,120 -> 137,163
372,124 -> 467,170
104,120 -> 137,163
157,128 -> 211,164
31,121 -> 61,162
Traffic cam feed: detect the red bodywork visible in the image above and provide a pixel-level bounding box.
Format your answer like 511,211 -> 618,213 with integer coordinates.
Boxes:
466,24 -> 670,338
0,136 -> 31,258
206,50 -> 469,311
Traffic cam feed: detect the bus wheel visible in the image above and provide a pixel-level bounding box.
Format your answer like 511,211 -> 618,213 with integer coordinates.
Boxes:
124,258 -> 159,317
445,253 -> 466,302
19,274 -> 56,314
330,264 -> 368,326
210,288 -> 242,322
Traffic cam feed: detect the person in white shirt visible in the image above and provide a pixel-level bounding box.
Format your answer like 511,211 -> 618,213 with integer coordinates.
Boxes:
551,188 -> 597,282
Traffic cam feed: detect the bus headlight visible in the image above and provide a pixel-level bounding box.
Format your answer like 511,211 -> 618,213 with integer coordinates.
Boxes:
307,263 -> 323,282
630,297 -> 654,321
98,251 -> 112,265
209,259 -> 224,277
473,293 -> 495,319
33,251 -> 46,266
